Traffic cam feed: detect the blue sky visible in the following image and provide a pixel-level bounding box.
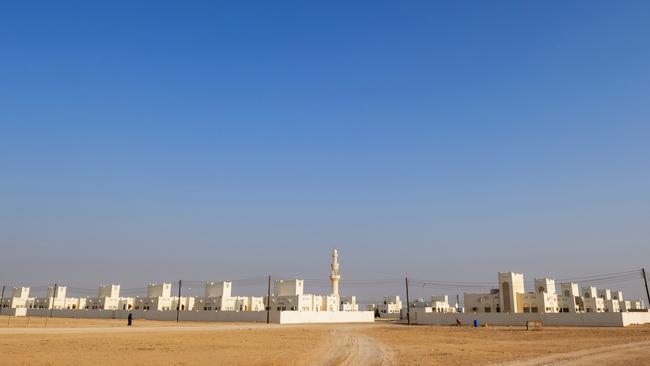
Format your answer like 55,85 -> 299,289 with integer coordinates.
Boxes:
1,1 -> 649,299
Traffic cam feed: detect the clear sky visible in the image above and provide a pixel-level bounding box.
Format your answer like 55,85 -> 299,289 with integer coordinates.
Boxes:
1,1 -> 649,299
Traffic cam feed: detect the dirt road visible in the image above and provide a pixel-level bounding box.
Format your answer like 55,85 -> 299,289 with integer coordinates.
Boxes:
496,340 -> 650,366
316,326 -> 395,366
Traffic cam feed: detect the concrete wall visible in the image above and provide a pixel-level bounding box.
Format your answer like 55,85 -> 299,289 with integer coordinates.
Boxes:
18,309 -> 269,322
9,309 -> 374,324
24,309 -> 118,319
0,308 -> 26,316
411,309 -> 650,327
622,312 -> 650,326
379,312 -> 401,319
278,311 -> 374,324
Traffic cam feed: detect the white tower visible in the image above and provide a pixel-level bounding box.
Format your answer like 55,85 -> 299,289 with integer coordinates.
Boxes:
330,249 -> 341,297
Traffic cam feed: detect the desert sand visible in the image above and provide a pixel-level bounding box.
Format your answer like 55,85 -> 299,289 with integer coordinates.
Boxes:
1,316 -> 649,365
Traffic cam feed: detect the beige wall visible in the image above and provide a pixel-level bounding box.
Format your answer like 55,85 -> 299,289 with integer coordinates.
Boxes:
411,308 -> 650,327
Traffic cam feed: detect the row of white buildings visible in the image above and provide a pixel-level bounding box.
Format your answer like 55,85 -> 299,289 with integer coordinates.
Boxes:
367,271 -> 647,319
8,272 -> 642,316
461,272 -> 646,314
1,250 -> 359,314
0,280 -> 361,312
403,272 -> 649,327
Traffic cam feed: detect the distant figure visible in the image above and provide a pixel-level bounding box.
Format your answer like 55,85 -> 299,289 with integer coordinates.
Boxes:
127,313 -> 133,327
456,318 -> 462,326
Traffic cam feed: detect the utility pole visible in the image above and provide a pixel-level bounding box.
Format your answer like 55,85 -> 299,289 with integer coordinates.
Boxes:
266,275 -> 271,324
405,277 -> 410,325
1,285 -> 5,313
176,280 -> 182,323
50,283 -> 57,318
642,268 -> 650,307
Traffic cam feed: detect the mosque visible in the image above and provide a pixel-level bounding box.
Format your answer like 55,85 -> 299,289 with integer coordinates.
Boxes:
0,249 -> 373,324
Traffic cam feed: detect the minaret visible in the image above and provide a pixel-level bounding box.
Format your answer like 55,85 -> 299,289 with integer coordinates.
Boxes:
330,248 -> 341,297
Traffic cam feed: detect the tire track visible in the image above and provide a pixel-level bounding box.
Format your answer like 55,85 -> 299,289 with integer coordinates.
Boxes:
316,327 -> 394,366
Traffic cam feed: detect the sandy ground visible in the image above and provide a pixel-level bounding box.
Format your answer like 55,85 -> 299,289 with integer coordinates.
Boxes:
1,316 -> 650,365
361,323 -> 650,365
0,317 -> 326,366
498,340 -> 650,366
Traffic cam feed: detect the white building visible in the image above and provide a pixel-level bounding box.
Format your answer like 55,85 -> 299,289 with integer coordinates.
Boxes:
86,284 -> 122,310
0,287 -> 31,309
267,279 -> 321,311
172,296 -> 195,311
410,271 -> 650,327
463,272 -> 646,314
195,281 -> 238,311
266,249 -> 364,313
30,286 -> 68,310
118,297 -> 135,311
192,281 -> 263,312
430,295 -> 456,313
340,296 -> 359,312
411,295 -> 457,315
64,297 -> 86,310
135,283 -> 173,311
379,295 -> 403,316
464,290 -> 500,313
3,249 -> 374,324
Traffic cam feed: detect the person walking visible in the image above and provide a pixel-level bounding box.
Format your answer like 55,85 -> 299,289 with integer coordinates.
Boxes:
127,312 -> 133,327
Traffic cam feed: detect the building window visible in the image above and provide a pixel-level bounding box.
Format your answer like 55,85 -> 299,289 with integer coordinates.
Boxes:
531,307 -> 538,313
484,307 -> 491,313
496,307 -> 500,313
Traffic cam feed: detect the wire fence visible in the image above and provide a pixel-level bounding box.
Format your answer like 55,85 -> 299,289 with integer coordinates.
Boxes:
1,268 -> 648,309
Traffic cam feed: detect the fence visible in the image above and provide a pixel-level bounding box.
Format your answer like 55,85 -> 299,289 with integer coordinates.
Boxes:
1,268 -> 648,325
